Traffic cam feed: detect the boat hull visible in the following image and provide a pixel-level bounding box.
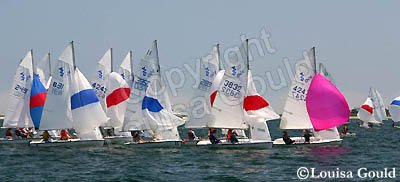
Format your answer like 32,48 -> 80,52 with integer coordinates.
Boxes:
196,139 -> 273,149
104,136 -> 132,145
125,140 -> 182,148
273,137 -> 342,145
0,138 -> 31,146
29,139 -> 104,147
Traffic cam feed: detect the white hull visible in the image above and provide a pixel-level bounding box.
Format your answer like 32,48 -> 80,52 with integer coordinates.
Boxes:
273,137 -> 342,145
394,126 -> 400,129
104,136 -> 132,145
340,133 -> 356,137
0,138 -> 31,146
29,139 -> 104,147
181,140 -> 199,147
196,139 -> 273,149
125,140 -> 182,148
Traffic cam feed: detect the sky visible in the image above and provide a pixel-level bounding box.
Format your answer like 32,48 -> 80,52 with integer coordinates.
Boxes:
1,1 -> 400,115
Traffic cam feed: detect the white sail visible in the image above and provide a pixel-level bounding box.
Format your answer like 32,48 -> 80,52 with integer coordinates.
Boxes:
369,87 -> 387,122
280,48 -> 316,129
118,51 -> 134,85
3,51 -> 34,128
314,127 -> 340,140
123,41 -> 159,131
389,96 -> 400,122
105,72 -> 130,130
244,70 -> 280,122
357,97 -> 377,125
208,42 -> 248,129
71,68 -> 108,140
186,45 -> 220,128
40,43 -> 75,130
91,49 -> 112,111
36,53 -> 52,89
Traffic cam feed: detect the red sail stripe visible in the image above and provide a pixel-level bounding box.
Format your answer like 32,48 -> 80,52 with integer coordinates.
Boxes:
210,91 -> 217,107
361,104 -> 373,114
30,92 -> 47,108
243,95 -> 269,111
106,88 -> 131,108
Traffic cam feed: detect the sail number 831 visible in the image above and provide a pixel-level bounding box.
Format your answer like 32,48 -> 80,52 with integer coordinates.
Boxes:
221,80 -> 242,98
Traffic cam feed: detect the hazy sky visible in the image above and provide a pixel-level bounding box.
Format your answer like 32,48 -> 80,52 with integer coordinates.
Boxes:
1,1 -> 399,114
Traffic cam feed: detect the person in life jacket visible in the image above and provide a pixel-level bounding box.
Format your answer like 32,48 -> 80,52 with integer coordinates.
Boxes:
303,129 -> 311,144
230,130 -> 239,144
283,131 -> 294,145
41,130 -> 51,142
227,129 -> 232,141
5,128 -> 13,140
208,128 -> 220,144
340,124 -> 349,134
60,129 -> 72,140
187,129 -> 197,141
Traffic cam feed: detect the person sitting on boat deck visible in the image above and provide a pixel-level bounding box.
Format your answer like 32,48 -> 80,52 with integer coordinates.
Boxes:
392,121 -> 396,128
14,128 -> 23,139
227,129 -> 232,141
187,129 -> 197,141
283,131 -> 294,145
230,130 -> 239,144
303,129 -> 312,144
60,129 -> 72,140
208,128 -> 220,144
131,131 -> 142,143
5,128 -> 13,140
340,124 -> 349,134
368,122 -> 374,128
41,130 -> 51,142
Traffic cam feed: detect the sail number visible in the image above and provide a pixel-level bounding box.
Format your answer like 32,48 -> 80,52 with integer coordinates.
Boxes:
291,86 -> 306,101
221,80 -> 242,98
51,81 -> 64,95
198,79 -> 212,91
14,84 -> 29,97
92,83 -> 107,98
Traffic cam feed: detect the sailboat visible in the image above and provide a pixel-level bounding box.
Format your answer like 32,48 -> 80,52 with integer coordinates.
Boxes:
91,49 -> 132,145
274,47 -> 350,145
183,44 -> 221,145
196,40 -> 279,148
30,42 -> 107,147
1,51 -> 36,145
389,96 -> 400,128
357,87 -> 387,127
124,40 -> 184,147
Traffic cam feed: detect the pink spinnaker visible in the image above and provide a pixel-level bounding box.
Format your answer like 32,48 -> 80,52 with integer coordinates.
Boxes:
306,74 -> 350,131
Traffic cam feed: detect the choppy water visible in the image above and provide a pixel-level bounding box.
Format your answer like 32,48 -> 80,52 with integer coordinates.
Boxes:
0,119 -> 398,181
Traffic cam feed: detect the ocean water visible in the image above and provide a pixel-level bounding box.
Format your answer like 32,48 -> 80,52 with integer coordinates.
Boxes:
0,119 -> 398,181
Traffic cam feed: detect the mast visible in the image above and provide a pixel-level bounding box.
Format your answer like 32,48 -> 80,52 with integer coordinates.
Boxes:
216,44 -> 222,70
110,48 -> 113,72
246,39 -> 250,71
312,47 -> 317,74
48,52 -> 52,76
129,50 -> 134,82
31,50 -> 36,75
154,40 -> 160,72
71,41 -> 76,70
